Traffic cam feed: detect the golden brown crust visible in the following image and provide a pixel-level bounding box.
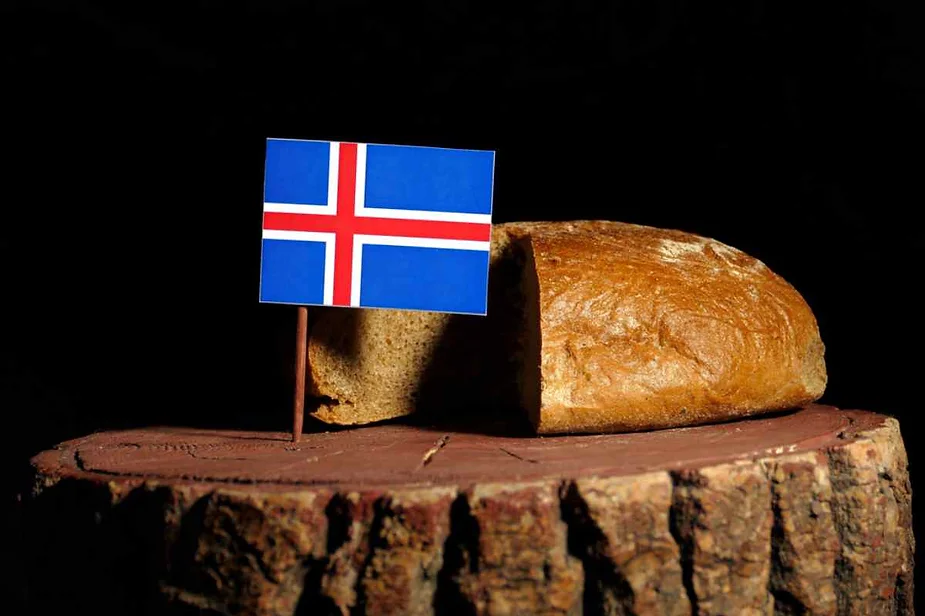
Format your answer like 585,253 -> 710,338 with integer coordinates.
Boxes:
509,220 -> 826,434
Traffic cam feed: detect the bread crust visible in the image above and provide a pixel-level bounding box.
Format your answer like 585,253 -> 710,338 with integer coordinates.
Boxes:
506,220 -> 826,433
307,220 -> 826,434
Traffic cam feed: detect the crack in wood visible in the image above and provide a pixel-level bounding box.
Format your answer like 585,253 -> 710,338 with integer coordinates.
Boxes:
416,435 -> 450,470
669,472 -> 700,616
498,447 -> 540,464
73,449 -> 88,472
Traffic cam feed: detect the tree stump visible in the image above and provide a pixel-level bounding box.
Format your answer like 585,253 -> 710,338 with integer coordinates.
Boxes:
17,405 -> 913,615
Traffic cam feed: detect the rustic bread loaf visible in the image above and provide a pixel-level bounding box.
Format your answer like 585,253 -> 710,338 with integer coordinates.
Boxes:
307,220 -> 826,434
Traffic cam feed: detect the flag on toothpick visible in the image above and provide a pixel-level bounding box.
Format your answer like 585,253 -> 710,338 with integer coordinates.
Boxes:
259,138 -> 496,315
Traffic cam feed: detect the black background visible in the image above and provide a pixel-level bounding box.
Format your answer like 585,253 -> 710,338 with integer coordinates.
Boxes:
2,0 -> 923,610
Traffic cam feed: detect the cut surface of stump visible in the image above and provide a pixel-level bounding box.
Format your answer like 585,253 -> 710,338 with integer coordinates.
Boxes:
18,405 -> 914,615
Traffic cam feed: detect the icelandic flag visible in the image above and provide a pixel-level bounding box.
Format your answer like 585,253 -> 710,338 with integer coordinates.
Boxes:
259,138 -> 495,315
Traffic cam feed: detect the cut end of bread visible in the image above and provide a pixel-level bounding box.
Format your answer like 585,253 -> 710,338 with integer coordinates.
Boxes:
304,226 -> 539,427
801,337 -> 828,399
310,396 -> 407,426
306,308 -> 452,425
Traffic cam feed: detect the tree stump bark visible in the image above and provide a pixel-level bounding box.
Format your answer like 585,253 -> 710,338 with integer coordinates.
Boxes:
16,405 -> 914,615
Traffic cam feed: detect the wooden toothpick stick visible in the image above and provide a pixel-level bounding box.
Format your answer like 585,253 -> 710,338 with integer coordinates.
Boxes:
293,306 -> 309,442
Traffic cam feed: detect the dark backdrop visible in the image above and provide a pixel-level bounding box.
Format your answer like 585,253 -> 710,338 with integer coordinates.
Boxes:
3,0 -> 923,608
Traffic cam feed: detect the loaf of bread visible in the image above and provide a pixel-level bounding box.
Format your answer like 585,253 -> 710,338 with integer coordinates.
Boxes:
307,220 -> 826,434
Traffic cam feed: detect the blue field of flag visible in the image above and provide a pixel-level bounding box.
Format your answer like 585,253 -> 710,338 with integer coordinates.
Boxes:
364,144 -> 494,214
358,244 -> 491,314
259,239 -> 327,306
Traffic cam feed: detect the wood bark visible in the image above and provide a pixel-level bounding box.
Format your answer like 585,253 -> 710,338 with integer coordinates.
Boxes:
16,405 -> 913,615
